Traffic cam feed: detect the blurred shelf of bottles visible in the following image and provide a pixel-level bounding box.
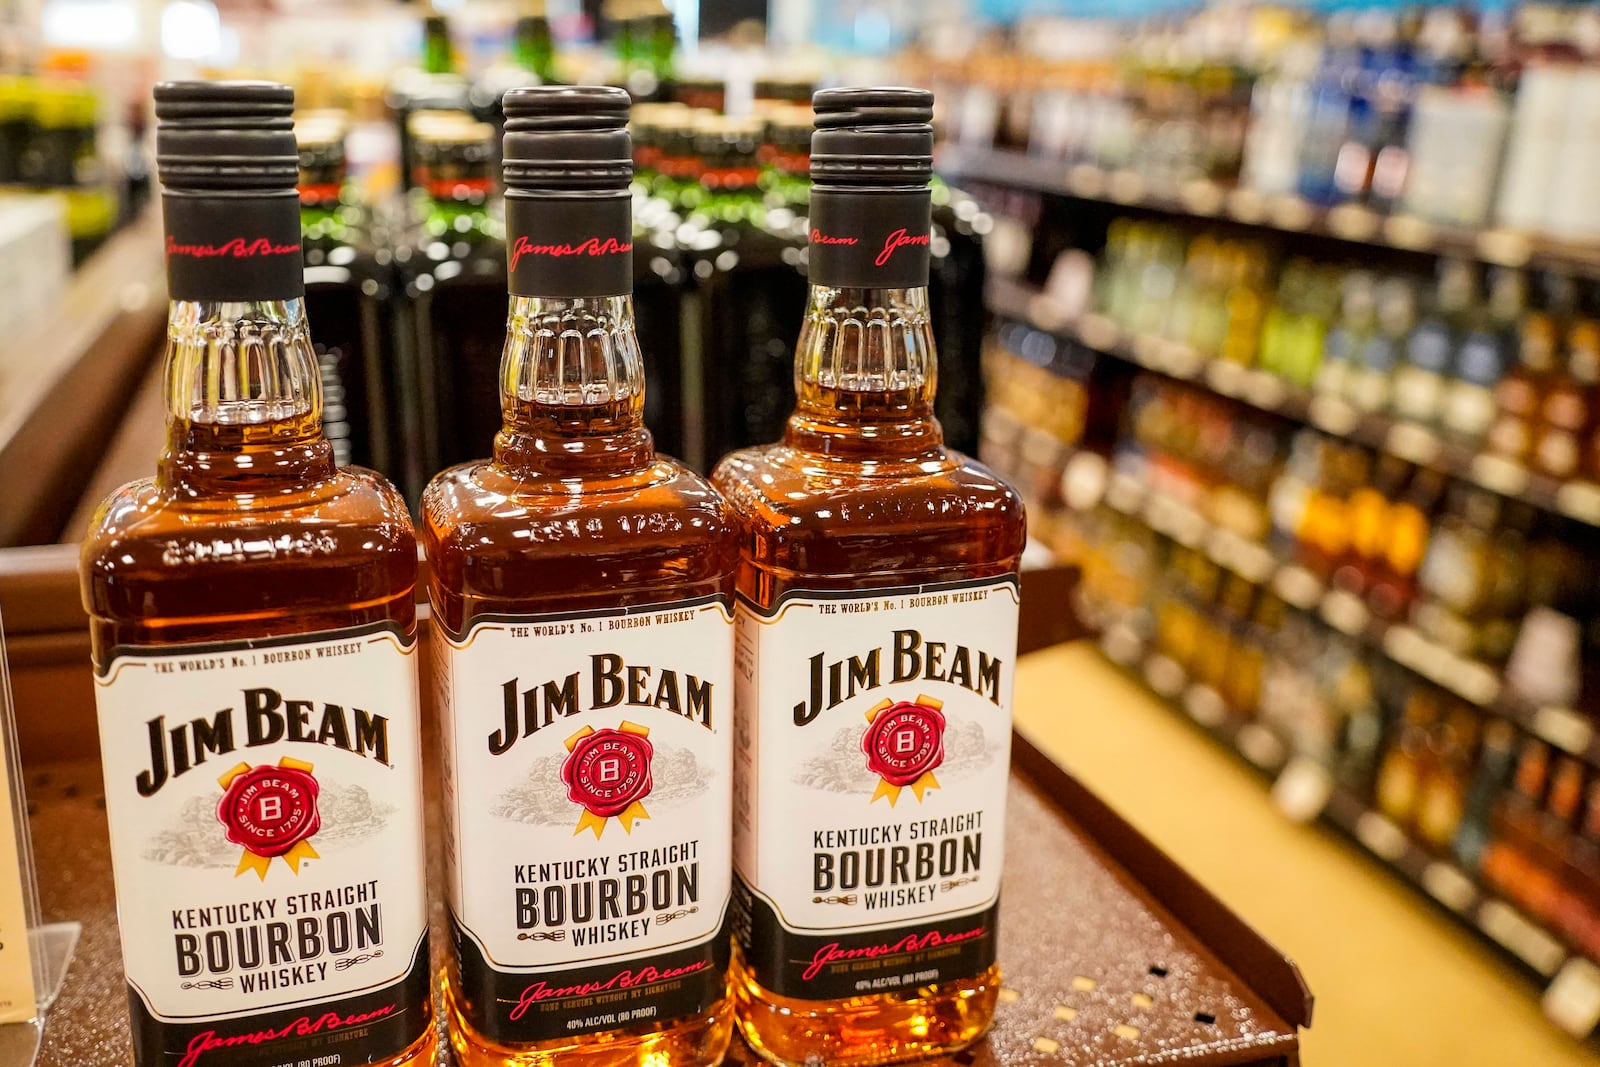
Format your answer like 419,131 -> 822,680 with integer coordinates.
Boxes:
0,66 -> 142,266
922,2 -> 1600,272
252,11 -> 992,500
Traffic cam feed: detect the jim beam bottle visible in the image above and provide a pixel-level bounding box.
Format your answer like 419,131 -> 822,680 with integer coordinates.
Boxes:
79,82 -> 434,1067
712,87 -> 1027,1066
422,86 -> 737,1066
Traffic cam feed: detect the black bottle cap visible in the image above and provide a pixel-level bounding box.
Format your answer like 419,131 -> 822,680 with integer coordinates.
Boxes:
154,80 -> 299,192
809,86 -> 933,188
500,85 -> 634,298
502,84 -> 633,191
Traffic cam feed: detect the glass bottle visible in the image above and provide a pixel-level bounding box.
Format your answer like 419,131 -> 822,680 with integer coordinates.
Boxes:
79,81 -> 434,1067
713,88 -> 1026,1067
422,86 -> 738,1067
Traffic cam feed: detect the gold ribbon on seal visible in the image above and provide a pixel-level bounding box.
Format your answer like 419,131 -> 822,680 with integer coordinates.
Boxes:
866,694 -> 943,806
218,757 -> 322,880
565,722 -> 652,838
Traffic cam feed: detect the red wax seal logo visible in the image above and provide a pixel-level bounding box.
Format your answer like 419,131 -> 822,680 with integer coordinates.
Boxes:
862,696 -> 946,805
561,723 -> 654,836
216,758 -> 322,879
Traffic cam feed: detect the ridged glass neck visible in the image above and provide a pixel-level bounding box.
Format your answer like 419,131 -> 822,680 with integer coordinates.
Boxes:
786,285 -> 942,460
493,295 -> 654,478
158,298 -> 334,497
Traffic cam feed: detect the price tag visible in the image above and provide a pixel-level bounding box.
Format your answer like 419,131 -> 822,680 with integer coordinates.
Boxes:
1272,757 -> 1334,823
1543,958 -> 1600,1039
1183,684 -> 1228,727
1471,454 -> 1531,497
1166,502 -> 1208,548
1308,394 -> 1361,436
1179,179 -> 1226,217
1532,706 -> 1596,759
1164,342 -> 1203,379
1068,165 -> 1107,199
1382,624 -> 1429,676
1077,314 -> 1121,352
1321,589 -> 1370,636
1386,422 -> 1442,465
1354,811 -> 1409,862
1227,187 -> 1267,224
1130,333 -> 1164,368
1268,195 -> 1315,231
1105,471 -> 1145,515
1107,170 -> 1146,205
1231,542 -> 1276,585
1145,654 -> 1187,697
1382,214 -> 1436,251
1421,862 -> 1477,914
1205,360 -> 1247,397
1556,481 -> 1600,527
1447,659 -> 1501,707
1241,370 -> 1288,411
1327,203 -> 1380,241
1274,566 -> 1325,610
1237,723 -> 1287,771
1476,229 -> 1534,268
1479,900 -> 1565,976
1101,624 -> 1144,667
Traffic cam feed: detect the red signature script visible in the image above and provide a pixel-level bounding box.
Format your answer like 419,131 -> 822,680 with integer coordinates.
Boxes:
508,960 -> 709,1021
803,925 -> 988,982
510,235 -> 632,270
166,236 -> 300,259
178,1004 -> 395,1067
809,229 -> 858,246
874,228 -> 931,267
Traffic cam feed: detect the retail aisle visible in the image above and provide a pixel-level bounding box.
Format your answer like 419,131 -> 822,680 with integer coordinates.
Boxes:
1015,641 -> 1598,1066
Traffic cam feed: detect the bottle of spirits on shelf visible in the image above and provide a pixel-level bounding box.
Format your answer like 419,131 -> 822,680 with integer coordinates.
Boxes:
713,88 -> 1026,1067
1535,316 -> 1598,480
1486,304 -> 1559,465
79,81 -> 435,1067
1393,259 -> 1470,427
1453,718 -> 1518,872
423,86 -> 738,1067
1413,485 -> 1499,657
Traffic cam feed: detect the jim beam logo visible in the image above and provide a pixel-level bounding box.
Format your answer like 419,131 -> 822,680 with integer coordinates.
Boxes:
861,696 -> 945,805
560,722 -> 654,837
215,757 -> 323,879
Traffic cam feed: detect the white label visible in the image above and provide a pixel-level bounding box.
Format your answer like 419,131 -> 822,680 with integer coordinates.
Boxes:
733,577 -> 1018,999
93,625 -> 429,1041
435,597 -> 733,1040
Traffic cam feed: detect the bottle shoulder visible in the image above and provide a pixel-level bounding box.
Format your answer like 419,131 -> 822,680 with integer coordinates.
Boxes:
712,444 -> 1026,534
81,468 -> 417,578
421,457 -> 739,555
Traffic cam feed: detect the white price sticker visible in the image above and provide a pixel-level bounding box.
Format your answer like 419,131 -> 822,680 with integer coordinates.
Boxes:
1556,481 -> 1600,526
1308,395 -> 1361,436
1532,706 -> 1595,759
1182,685 -> 1228,728
1272,757 -> 1334,823
1354,811 -> 1409,862
1273,566 -> 1325,610
1479,900 -> 1565,976
1321,589 -> 1370,636
1145,655 -> 1187,698
1205,360 -> 1246,397
1471,454 -> 1531,497
1421,862 -> 1477,914
1237,723 -> 1287,771
1544,958 -> 1600,1038
1386,422 -> 1442,465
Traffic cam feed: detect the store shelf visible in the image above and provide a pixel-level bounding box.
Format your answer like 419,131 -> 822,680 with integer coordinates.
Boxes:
1094,618 -> 1600,1040
1095,467 -> 1600,774
939,143 -> 1600,279
986,273 -> 1600,531
30,744 -> 1310,1066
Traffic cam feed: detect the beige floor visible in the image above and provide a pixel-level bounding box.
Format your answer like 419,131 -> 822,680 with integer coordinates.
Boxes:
1015,641 -> 1600,1066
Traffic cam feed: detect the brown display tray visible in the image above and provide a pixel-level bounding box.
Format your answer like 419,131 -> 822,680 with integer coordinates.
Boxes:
30,734 -> 1309,1066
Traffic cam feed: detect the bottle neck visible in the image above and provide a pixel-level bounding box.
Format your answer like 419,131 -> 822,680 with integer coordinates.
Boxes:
158,298 -> 335,497
493,295 -> 654,478
785,285 -> 943,460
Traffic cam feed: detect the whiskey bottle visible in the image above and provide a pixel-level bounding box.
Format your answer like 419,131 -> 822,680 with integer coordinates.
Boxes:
713,87 -> 1027,1067
422,86 -> 738,1067
79,82 -> 434,1067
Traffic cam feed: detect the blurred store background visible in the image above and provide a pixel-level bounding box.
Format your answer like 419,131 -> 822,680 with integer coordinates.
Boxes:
5,0 -> 1600,1062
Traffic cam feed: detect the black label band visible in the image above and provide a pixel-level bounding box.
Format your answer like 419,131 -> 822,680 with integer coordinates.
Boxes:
162,191 -> 305,302
450,913 -> 729,1042
808,188 -> 931,290
127,933 -> 431,1067
506,194 -> 633,299
732,878 -> 997,1000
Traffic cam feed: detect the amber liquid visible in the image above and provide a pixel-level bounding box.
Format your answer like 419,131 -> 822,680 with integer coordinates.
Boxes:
81,400 -> 435,1066
712,288 -> 1026,1067
421,299 -> 739,1067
